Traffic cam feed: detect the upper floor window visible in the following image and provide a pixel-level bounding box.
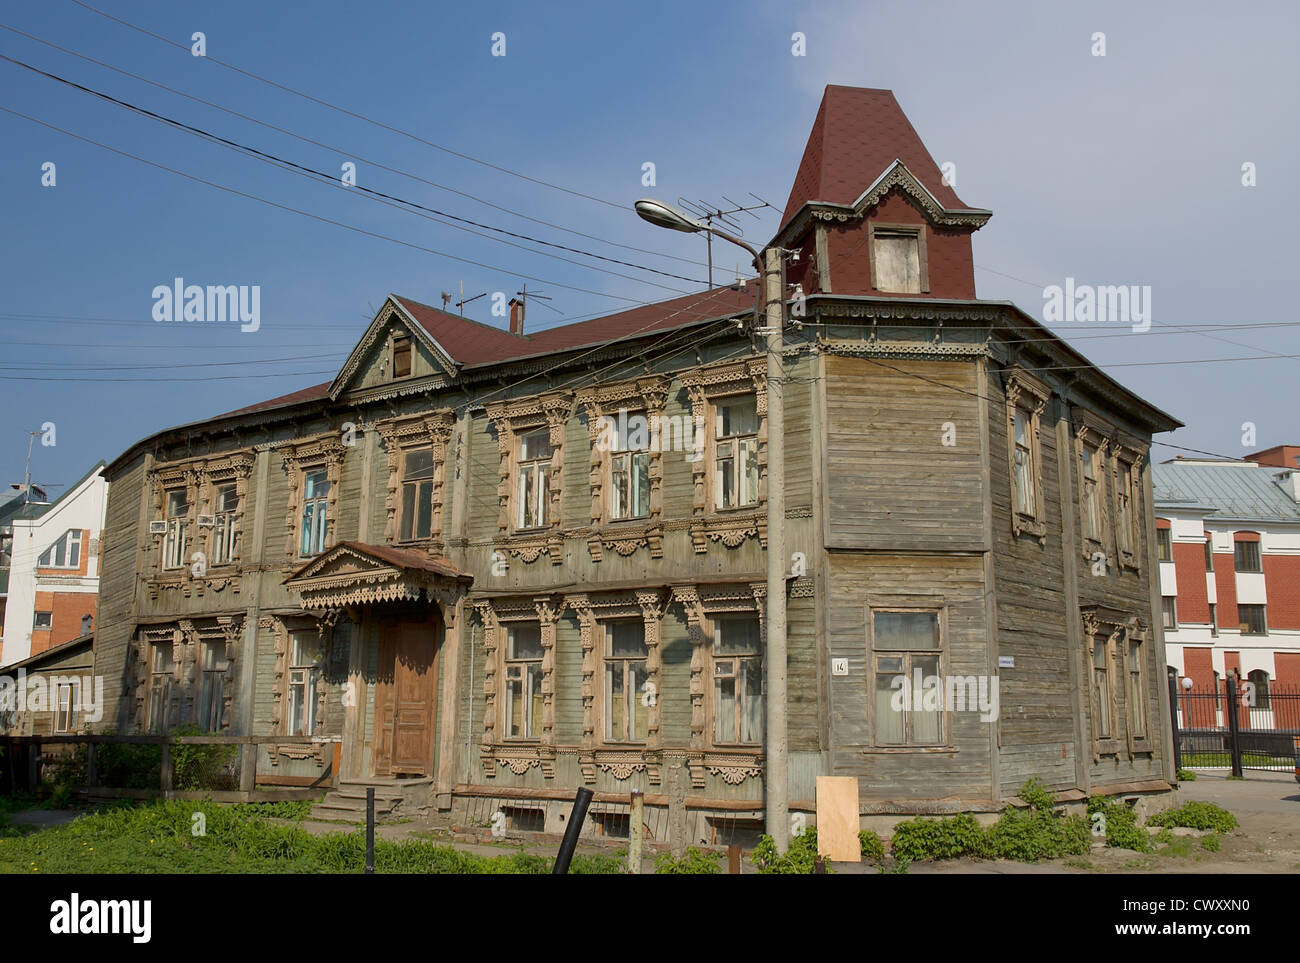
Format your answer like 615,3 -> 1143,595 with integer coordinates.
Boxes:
1204,537 -> 1214,571
712,614 -> 762,746
1238,604 -> 1267,636
400,448 -> 435,541
609,416 -> 650,521
1012,408 -> 1036,516
38,529 -> 82,569
34,611 -> 52,630
516,429 -> 553,530
1161,596 -> 1177,629
1080,444 -> 1102,542
211,484 -> 239,566
392,333 -> 412,379
1233,536 -> 1262,573
504,623 -> 544,740
1115,460 -> 1137,557
163,489 -> 189,570
603,619 -> 649,744
714,396 -> 759,510
870,225 -> 926,294
300,470 -> 330,557
1155,525 -> 1172,562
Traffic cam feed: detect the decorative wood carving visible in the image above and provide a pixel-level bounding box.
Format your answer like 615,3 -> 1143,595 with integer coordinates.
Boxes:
1003,367 -> 1050,544
280,433 -> 347,567
376,409 -> 455,550
485,392 -> 573,565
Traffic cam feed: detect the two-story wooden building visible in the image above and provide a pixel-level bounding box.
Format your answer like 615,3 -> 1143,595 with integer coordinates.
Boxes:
93,86 -> 1181,846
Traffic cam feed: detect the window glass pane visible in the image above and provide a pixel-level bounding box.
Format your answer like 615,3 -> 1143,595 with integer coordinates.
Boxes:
605,662 -> 625,741
1156,528 -> 1172,561
520,430 -> 552,461
168,490 -> 188,517
739,656 -> 763,743
404,448 -> 434,481
873,611 -> 939,649
716,397 -> 757,438
608,621 -> 646,658
912,654 -> 942,744
714,667 -> 736,743
507,623 -> 544,660
875,670 -> 905,745
1234,540 -> 1261,572
303,470 -> 328,500
633,453 -> 650,517
716,615 -> 761,655
631,661 -> 649,740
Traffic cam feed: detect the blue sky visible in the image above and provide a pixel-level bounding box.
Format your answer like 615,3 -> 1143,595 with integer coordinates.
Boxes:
2,0 -> 1297,497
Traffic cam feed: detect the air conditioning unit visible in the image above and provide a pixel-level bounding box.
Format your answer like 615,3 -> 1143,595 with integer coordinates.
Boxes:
197,515 -> 216,528
148,520 -> 168,535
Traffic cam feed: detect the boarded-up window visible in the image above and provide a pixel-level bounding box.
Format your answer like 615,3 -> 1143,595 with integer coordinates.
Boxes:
392,335 -> 412,379
873,230 -> 921,293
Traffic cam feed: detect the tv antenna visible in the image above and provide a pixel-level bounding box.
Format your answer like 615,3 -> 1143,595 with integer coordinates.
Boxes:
454,281 -> 487,316
676,193 -> 773,288
514,284 -> 562,316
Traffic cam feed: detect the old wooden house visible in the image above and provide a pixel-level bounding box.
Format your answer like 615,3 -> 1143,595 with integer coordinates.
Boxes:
93,86 -> 1181,846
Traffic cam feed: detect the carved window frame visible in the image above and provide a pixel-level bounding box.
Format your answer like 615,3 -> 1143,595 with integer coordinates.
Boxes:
476,596 -> 561,779
1081,608 -> 1143,760
1003,368 -> 1049,542
281,434 -> 346,567
134,617 -> 241,734
1122,624 -> 1153,755
485,392 -> 572,565
570,590 -> 664,785
148,453 -> 253,592
377,410 -> 455,550
1073,411 -> 1113,567
680,357 -> 769,554
577,376 -> 670,562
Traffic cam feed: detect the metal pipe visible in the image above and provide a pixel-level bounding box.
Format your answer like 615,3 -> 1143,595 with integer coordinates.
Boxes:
551,787 -> 594,874
365,786 -> 375,874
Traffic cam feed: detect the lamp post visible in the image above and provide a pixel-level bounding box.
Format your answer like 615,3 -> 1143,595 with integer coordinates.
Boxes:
635,199 -> 789,853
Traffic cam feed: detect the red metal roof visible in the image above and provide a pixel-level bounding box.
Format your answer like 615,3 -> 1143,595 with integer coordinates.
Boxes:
220,381 -> 331,417
781,86 -> 970,225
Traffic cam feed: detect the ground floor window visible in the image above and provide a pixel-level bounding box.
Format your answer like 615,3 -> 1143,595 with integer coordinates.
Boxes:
504,622 -> 544,740
199,640 -> 228,732
871,609 -> 944,747
287,631 -> 322,736
148,642 -> 174,732
55,681 -> 78,733
712,614 -> 762,745
604,619 -> 649,743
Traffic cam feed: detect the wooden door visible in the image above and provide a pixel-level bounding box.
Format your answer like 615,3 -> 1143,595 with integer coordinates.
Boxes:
373,615 -> 439,777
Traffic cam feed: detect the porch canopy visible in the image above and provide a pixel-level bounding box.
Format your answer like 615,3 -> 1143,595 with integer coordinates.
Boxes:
284,541 -> 473,611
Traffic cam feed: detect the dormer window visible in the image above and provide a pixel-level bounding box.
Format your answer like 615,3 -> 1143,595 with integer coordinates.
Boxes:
869,224 -> 928,294
392,333 -> 412,379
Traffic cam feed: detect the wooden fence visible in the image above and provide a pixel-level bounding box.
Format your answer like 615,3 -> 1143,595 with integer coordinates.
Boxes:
0,734 -> 339,802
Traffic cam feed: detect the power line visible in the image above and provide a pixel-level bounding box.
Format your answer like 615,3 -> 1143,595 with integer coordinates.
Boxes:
0,54 -> 705,291
0,368 -> 337,382
0,22 -> 709,271
65,0 -> 629,211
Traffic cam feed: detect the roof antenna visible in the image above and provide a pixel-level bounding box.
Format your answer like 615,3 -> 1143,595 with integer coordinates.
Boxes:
455,281 -> 487,316
677,193 -> 774,288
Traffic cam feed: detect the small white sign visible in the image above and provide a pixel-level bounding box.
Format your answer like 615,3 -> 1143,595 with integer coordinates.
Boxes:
998,656 -> 1015,668
831,658 -> 849,676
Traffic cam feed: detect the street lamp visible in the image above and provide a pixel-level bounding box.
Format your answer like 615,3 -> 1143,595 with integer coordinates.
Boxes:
635,197 -> 790,853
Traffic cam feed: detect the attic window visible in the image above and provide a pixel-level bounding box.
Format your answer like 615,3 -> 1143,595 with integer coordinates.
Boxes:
869,225 -> 927,294
392,334 -> 412,379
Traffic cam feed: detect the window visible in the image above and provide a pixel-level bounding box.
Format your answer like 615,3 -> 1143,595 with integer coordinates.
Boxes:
872,609 -> 943,747
148,642 -> 174,732
399,448 -> 435,541
872,227 -> 923,294
287,632 -> 321,736
1233,538 -> 1262,573
1246,669 -> 1270,710
55,681 -> 77,733
1209,603 -> 1218,637
1161,596 -> 1177,630
712,615 -> 762,745
1156,526 -> 1172,562
1012,407 -> 1037,516
1115,461 -> 1135,555
38,529 -> 82,569
714,396 -> 759,510
1127,638 -> 1147,741
1091,638 -> 1112,740
34,611 -> 52,630
163,489 -> 188,570
392,334 -> 412,379
299,469 -> 330,556
608,417 -> 650,521
1238,604 -> 1267,636
504,623 -> 544,740
1080,444 -> 1102,541
1203,538 -> 1214,571
603,620 -> 648,743
211,484 -> 239,565
198,640 -> 228,732
516,430 -> 552,530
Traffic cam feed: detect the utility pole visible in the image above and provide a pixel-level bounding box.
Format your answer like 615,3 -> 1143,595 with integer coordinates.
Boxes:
761,246 -> 789,854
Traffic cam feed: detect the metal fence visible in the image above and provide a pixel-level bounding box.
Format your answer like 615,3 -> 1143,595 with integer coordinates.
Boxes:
1169,675 -> 1300,775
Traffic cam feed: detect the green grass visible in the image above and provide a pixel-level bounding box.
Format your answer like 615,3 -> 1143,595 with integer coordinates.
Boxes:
1179,752 -> 1293,768
0,799 -> 622,874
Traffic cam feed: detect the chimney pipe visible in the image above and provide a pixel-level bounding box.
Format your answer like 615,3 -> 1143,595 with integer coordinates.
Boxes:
509,297 -> 525,336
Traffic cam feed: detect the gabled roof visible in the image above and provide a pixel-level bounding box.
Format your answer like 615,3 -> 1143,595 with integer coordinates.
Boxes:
1153,461 -> 1300,523
781,86 -> 976,226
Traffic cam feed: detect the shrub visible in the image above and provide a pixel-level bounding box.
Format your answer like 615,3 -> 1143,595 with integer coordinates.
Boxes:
890,814 -> 988,862
655,846 -> 724,874
1087,796 -> 1152,852
982,779 -> 1089,862
169,725 -> 238,792
1201,833 -> 1221,852
1147,801 -> 1237,834
1176,768 -> 1197,781
753,826 -> 824,874
859,829 -> 884,863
